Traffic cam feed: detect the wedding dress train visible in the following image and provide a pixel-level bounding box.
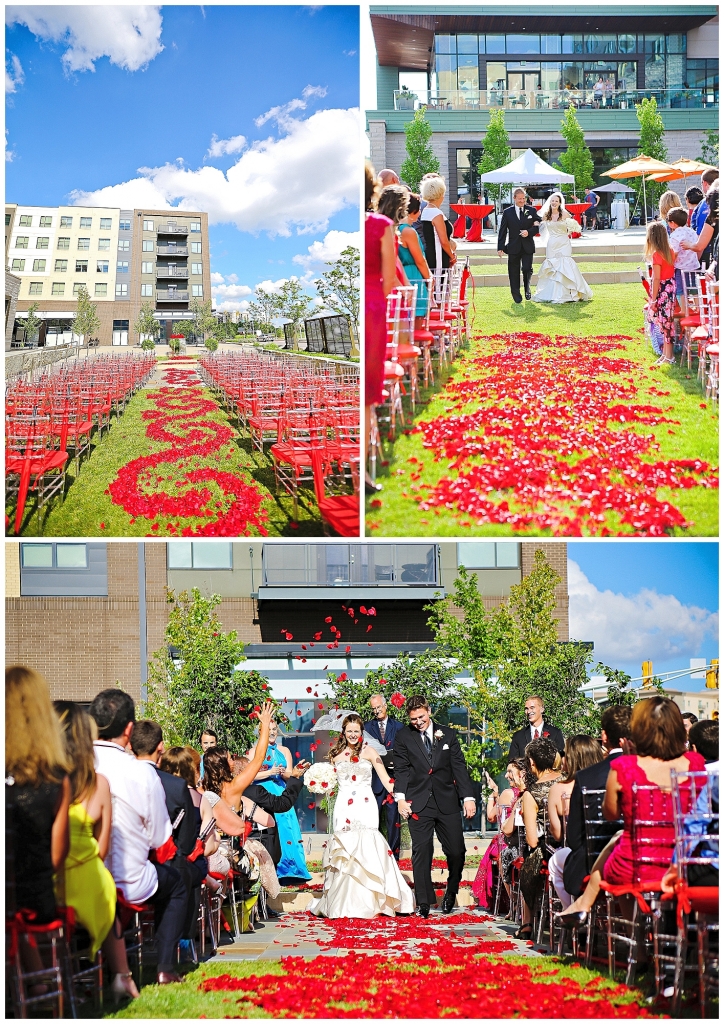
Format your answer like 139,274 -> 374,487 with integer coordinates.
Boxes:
533,219 -> 593,303
308,760 -> 415,919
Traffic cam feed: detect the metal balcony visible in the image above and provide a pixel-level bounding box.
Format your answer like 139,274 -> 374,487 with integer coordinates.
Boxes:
156,289 -> 189,301
156,245 -> 188,256
156,224 -> 189,235
156,266 -> 189,278
394,86 -> 718,111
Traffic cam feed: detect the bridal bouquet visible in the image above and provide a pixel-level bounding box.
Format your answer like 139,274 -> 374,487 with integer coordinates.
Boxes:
564,217 -> 580,234
303,762 -> 337,795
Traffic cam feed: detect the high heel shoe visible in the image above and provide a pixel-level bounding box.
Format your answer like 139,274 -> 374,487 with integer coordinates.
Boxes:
111,972 -> 139,1003
556,908 -> 589,930
514,924 -> 533,940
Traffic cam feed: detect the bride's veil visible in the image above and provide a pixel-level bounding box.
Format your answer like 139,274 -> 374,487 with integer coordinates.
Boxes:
538,191 -> 570,222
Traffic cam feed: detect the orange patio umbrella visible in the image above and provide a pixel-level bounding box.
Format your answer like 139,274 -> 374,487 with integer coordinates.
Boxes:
645,157 -> 718,183
603,155 -> 677,224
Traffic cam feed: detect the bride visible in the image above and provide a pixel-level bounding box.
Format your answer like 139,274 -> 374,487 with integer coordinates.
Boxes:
309,713 -> 415,919
533,192 -> 593,303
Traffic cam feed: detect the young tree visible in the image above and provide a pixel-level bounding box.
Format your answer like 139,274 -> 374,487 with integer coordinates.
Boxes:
400,107 -> 440,192
314,246 -> 360,331
144,588 -> 277,754
273,278 -> 316,348
22,301 -> 43,345
246,285 -> 279,331
133,299 -> 159,350
71,286 -> 101,347
188,297 -> 218,343
699,129 -> 719,166
635,97 -> 669,210
554,105 -> 595,198
477,109 -> 511,209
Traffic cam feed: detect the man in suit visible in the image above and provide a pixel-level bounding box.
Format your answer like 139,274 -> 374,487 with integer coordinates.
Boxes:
365,694 -> 405,860
497,187 -> 542,302
393,695 -> 476,917
507,695 -> 565,761
556,705 -> 633,904
238,758 -> 307,866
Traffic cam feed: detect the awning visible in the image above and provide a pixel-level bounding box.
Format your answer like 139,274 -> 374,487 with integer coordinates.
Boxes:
479,148 -> 575,185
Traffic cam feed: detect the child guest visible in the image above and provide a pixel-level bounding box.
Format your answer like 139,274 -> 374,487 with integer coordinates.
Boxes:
666,208 -> 701,296
644,222 -> 677,365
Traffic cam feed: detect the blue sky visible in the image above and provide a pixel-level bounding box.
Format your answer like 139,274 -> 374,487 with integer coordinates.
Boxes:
567,542 -> 719,690
6,5 -> 360,312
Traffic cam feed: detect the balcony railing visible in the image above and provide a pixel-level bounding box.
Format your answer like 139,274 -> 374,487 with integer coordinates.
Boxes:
156,245 -> 188,256
156,289 -> 189,301
262,543 -> 439,587
394,87 -> 718,111
156,224 -> 189,235
156,266 -> 188,278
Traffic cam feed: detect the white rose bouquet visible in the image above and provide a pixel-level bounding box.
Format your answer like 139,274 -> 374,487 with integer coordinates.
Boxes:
303,761 -> 337,795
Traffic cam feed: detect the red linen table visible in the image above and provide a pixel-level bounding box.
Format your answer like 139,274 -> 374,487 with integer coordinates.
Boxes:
564,202 -> 590,239
450,204 -> 495,242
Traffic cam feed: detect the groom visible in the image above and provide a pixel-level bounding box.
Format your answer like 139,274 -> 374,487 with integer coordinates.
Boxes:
497,187 -> 542,303
393,695 -> 476,917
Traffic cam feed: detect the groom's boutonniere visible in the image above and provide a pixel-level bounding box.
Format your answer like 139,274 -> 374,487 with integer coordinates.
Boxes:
543,731 -> 550,738
434,730 -> 444,740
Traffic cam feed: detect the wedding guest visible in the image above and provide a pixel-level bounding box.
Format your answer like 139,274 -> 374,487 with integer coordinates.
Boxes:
681,184 -> 718,272
237,753 -> 308,868
688,720 -> 718,770
658,190 -> 683,225
644,221 -> 677,365
160,745 -> 219,873
420,175 -> 457,296
199,729 -> 217,778
666,208 -> 701,295
690,169 -> 718,235
685,186 -> 705,228
365,694 -> 404,861
397,194 -> 432,328
471,759 -> 527,911
378,168 -> 400,186
681,711 -> 699,735
377,185 -> 412,287
508,695 -> 564,760
54,701 -> 137,1000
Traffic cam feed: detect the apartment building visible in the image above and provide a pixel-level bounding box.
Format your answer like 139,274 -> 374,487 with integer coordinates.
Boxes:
5,205 -> 211,348
367,5 -> 719,209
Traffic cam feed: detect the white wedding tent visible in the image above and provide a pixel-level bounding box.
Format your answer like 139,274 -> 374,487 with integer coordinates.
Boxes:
478,148 -> 575,185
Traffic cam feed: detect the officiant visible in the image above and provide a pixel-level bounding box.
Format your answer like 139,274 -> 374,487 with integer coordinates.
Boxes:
365,694 -> 404,860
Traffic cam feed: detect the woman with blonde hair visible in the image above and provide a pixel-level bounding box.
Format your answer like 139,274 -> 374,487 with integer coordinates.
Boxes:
659,189 -> 683,225
420,175 -> 457,295
644,220 -> 677,364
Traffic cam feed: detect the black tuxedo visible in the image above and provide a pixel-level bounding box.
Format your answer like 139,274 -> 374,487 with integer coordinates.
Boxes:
243,777 -> 304,866
562,751 -> 622,899
393,722 -> 475,905
508,723 -> 565,761
365,716 -> 405,858
497,203 -> 541,300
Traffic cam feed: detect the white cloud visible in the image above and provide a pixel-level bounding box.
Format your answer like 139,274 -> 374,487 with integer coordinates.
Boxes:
293,229 -> 361,270
210,273 -> 254,313
210,272 -> 225,285
206,134 -> 246,160
70,105 -> 359,237
5,5 -> 163,73
5,129 -> 16,163
568,560 -> 719,664
5,53 -> 24,93
254,85 -> 328,128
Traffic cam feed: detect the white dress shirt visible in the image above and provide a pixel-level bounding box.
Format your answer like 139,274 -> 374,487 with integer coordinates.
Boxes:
529,722 -> 547,742
94,741 -> 172,903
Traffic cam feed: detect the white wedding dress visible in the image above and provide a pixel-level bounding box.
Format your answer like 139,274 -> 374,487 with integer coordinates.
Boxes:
533,219 -> 593,303
308,760 -> 415,919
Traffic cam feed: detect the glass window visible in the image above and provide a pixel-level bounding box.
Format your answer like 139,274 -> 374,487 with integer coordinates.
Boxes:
119,218 -> 131,231
458,59 -> 479,94
541,62 -> 563,90
96,260 -> 108,273
618,34 -> 636,54
541,35 -> 561,54
115,283 -> 128,297
191,262 -> 202,275
141,283 -> 153,296
486,35 -> 505,52
57,237 -> 70,249
54,259 -> 67,272
79,216 -> 92,228
142,240 -> 154,252
562,34 -> 581,54
666,34 -> 686,54
143,219 -> 154,231
39,216 -> 52,227
21,544 -> 53,567
60,215 -> 72,227
75,260 -> 88,273
167,542 -> 232,569
11,259 -> 25,271
15,236 -> 29,248
457,34 -> 478,54
506,35 -> 539,54
36,237 -> 49,249
100,217 -> 112,230
94,283 -> 108,297
585,34 -> 617,54
191,242 -> 202,254
113,319 -> 129,330
435,34 -> 455,54
117,261 -> 129,272
28,281 -> 43,295
52,282 -> 65,295
457,542 -> 520,568
646,52 -> 666,88
98,238 -> 110,250
56,544 -> 88,568
4,214 -> 10,226
32,259 -> 46,272
190,221 -> 201,232
77,238 -> 90,250
141,261 -> 154,274
646,35 -> 665,55
19,214 -> 32,226
191,284 -> 203,297
667,54 -> 685,89
118,239 -> 130,251
72,283 -> 85,296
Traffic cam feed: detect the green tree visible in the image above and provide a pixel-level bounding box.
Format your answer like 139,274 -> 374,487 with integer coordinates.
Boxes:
595,662 -> 664,708
22,301 -> 43,345
400,107 -> 440,192
477,109 -> 511,208
144,588 -> 278,754
554,106 -> 595,198
314,246 -> 360,330
246,286 -> 279,332
133,299 -> 159,350
71,286 -> 101,347
699,129 -> 719,166
273,279 -> 316,348
188,297 -> 218,344
635,97 -> 669,211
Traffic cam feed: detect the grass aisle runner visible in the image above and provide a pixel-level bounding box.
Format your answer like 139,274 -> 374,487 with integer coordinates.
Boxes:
368,284 -> 718,537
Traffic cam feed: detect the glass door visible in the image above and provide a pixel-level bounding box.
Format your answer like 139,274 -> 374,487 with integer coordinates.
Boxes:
507,70 -> 540,107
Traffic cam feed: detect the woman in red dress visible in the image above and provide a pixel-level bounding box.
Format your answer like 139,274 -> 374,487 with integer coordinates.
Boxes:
364,162 -> 397,493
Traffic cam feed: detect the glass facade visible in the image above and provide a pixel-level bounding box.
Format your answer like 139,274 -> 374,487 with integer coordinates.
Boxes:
262,543 -> 439,587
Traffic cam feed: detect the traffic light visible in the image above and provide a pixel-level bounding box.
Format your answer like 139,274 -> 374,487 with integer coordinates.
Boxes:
705,659 -> 719,690
642,660 -> 654,687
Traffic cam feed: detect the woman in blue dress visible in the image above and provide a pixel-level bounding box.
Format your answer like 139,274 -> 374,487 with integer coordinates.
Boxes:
396,193 -> 431,327
248,719 -> 311,883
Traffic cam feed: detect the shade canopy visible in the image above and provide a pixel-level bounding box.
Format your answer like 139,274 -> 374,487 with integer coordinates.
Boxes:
604,155 -> 676,180
645,157 -> 718,183
592,182 -> 636,194
478,147 -> 575,185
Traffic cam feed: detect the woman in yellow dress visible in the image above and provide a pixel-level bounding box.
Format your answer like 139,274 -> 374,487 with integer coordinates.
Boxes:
54,702 -> 138,1001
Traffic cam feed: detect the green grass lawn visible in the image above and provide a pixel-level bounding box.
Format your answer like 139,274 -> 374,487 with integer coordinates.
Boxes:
475,261 -> 642,276
368,283 -> 718,537
11,385 -> 327,537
